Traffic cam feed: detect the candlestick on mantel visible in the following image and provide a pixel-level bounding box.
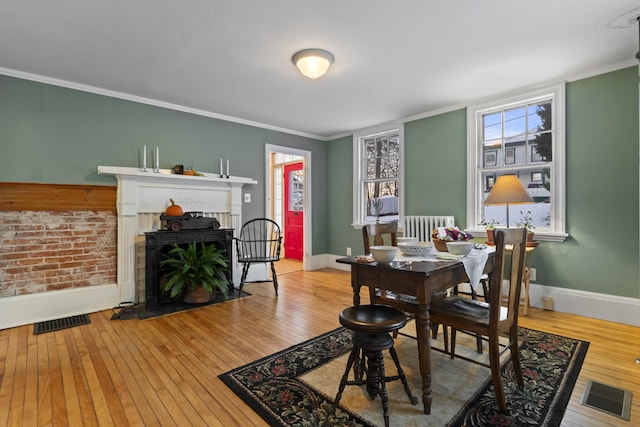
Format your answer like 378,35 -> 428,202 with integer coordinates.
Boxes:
226,159 -> 230,178
154,146 -> 160,173
142,145 -> 147,172
219,158 -> 224,178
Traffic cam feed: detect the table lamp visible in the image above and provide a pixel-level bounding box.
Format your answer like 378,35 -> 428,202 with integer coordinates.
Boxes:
484,175 -> 533,227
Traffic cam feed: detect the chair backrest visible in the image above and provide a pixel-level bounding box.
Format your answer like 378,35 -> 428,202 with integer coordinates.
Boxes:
236,218 -> 282,261
488,228 -> 528,328
362,221 -> 398,255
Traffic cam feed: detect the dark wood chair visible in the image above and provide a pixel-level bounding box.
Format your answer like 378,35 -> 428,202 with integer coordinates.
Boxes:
429,228 -> 528,413
362,222 -> 398,255
335,304 -> 417,427
362,221 -> 447,347
234,218 -> 282,296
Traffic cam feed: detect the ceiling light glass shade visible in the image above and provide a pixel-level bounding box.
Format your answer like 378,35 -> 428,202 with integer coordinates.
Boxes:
292,49 -> 334,79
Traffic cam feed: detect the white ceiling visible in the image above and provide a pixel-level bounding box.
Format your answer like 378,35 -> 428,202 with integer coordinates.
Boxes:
1,1 -> 639,139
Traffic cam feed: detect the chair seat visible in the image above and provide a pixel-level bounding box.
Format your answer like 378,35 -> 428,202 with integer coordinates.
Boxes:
339,304 -> 407,334
431,296 -> 509,324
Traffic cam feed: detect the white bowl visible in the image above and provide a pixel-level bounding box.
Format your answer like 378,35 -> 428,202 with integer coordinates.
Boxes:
397,236 -> 419,244
369,245 -> 398,264
397,241 -> 432,256
446,241 -> 474,256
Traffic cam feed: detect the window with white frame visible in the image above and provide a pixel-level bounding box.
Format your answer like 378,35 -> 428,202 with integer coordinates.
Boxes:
466,84 -> 567,241
353,127 -> 403,225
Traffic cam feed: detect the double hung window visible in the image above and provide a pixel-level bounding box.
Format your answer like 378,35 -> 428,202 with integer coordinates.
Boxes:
466,84 -> 566,240
353,127 -> 403,225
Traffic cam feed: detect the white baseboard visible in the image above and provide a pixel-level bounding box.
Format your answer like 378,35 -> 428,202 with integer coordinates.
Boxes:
528,283 -> 640,327
0,284 -> 119,330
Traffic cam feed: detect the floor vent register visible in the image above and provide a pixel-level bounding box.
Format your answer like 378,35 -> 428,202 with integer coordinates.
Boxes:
34,314 -> 91,335
580,379 -> 632,421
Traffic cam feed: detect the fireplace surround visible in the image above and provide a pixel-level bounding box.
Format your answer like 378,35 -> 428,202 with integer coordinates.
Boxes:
97,166 -> 257,305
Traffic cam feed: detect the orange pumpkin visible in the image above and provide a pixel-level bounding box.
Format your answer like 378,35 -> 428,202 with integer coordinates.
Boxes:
166,199 -> 184,217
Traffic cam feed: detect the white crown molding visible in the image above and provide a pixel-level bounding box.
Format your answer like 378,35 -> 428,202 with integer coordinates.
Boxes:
0,66 -> 327,141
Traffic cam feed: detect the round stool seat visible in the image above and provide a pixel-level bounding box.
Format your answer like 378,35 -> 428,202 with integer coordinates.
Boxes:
339,304 -> 407,334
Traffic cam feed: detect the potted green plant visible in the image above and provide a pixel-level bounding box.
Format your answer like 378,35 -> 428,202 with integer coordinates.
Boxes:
479,218 -> 500,244
516,210 -> 536,242
159,242 -> 229,303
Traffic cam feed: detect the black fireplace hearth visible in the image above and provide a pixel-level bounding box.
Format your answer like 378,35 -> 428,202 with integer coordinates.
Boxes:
145,228 -> 234,309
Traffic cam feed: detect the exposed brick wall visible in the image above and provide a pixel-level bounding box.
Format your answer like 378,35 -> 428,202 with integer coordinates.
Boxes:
0,211 -> 117,297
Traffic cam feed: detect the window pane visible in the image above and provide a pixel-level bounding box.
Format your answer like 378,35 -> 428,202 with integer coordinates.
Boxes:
504,106 -> 526,138
528,101 -> 551,133
365,180 -> 398,218
531,131 -> 552,161
483,112 -> 502,141
364,133 -> 399,179
482,169 -> 551,228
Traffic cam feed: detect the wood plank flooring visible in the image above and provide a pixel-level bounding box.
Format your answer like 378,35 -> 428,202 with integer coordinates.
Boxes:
0,266 -> 638,426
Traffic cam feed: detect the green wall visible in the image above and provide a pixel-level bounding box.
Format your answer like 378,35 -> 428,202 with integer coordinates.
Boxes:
0,74 -> 329,254
328,66 -> 639,298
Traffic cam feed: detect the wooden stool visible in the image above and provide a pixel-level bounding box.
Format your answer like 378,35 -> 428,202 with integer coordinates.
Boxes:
335,304 -> 418,427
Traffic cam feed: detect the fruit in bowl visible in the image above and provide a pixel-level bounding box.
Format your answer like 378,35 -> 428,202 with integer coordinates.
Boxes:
397,241 -> 432,256
446,241 -> 474,256
369,246 -> 398,264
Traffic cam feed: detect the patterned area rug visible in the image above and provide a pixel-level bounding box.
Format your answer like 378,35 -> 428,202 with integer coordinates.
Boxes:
219,325 -> 588,426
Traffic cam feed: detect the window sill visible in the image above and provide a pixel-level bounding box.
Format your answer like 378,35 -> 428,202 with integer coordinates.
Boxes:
466,228 -> 568,243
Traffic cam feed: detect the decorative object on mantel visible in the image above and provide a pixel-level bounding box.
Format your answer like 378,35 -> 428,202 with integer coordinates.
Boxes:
166,199 -> 183,216
142,145 -> 148,172
173,164 -> 184,174
153,146 -> 160,173
160,211 -> 221,231
219,158 -> 230,178
159,241 -> 230,303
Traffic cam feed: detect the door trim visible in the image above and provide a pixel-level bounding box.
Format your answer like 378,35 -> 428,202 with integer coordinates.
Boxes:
265,144 -> 312,271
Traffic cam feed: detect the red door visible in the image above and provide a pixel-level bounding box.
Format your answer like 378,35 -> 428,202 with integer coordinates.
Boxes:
284,162 -> 304,260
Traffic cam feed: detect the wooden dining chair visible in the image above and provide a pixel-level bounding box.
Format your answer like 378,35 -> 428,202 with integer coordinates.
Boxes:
362,221 -> 398,255
362,221 -> 446,347
429,227 -> 528,413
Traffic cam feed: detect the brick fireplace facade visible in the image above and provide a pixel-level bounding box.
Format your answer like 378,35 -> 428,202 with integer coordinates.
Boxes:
0,210 -> 116,297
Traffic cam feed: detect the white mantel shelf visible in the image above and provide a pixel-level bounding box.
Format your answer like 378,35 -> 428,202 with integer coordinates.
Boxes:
97,166 -> 258,185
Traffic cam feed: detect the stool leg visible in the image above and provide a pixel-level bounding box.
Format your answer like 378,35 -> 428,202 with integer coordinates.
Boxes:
371,350 -> 390,427
388,347 -> 418,405
335,346 -> 360,405
365,350 -> 381,399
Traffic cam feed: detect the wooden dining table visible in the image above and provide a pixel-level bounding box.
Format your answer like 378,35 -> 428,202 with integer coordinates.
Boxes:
336,254 -> 495,414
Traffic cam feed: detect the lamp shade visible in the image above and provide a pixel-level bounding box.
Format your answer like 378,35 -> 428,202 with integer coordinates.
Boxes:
292,49 -> 334,79
484,175 -> 533,205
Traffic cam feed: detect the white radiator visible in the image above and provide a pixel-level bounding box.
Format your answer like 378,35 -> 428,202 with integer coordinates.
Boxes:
403,215 -> 455,242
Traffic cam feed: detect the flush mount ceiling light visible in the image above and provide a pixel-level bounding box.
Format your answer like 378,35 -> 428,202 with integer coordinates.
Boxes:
292,48 -> 334,79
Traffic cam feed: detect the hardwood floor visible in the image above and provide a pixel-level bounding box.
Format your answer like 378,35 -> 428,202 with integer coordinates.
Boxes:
0,267 -> 638,426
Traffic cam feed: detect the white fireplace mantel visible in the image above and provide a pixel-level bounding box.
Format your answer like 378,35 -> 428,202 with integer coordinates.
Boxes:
98,165 -> 257,303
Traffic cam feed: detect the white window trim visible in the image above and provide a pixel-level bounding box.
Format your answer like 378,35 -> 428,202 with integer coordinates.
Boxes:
465,83 -> 568,242
352,123 -> 404,227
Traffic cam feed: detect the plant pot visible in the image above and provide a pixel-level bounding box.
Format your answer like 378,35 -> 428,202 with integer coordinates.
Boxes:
527,232 -> 535,242
182,285 -> 214,304
486,230 -> 494,245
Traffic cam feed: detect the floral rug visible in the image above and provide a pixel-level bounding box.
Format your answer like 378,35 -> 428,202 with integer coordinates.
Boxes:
219,325 -> 588,426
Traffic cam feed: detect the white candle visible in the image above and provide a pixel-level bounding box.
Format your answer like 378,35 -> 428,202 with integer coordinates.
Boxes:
143,145 -> 147,169
155,146 -> 159,170
226,159 -> 230,177
220,158 -> 223,176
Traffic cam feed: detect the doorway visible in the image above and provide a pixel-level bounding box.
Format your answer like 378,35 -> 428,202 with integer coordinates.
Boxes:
265,144 -> 311,273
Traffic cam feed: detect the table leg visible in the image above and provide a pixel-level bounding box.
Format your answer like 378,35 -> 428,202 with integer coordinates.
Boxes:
415,303 -> 432,414
351,268 -> 361,306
